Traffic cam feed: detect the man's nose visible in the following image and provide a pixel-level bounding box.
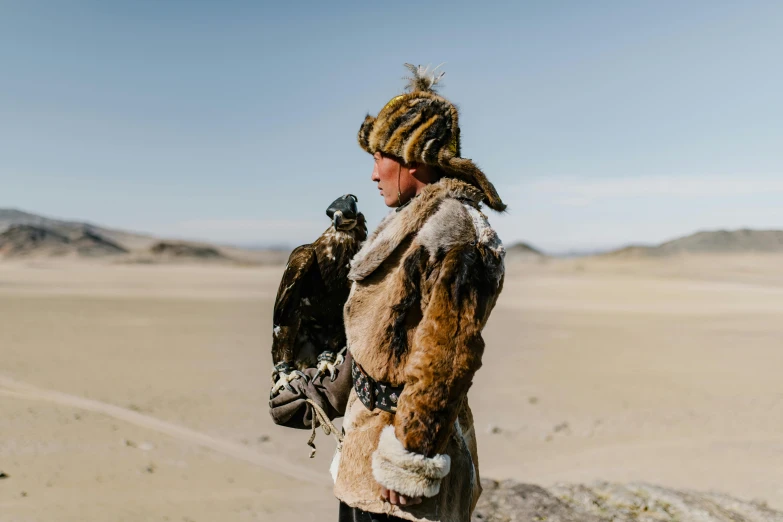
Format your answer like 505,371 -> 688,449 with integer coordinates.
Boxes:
371,166 -> 380,181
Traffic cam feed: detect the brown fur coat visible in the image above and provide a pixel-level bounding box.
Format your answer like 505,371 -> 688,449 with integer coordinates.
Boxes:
333,178 -> 505,522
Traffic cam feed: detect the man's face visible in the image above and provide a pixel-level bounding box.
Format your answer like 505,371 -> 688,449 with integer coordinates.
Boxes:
371,152 -> 413,207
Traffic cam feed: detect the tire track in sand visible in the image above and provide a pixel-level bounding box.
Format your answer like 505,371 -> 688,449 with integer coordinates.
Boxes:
0,375 -> 325,484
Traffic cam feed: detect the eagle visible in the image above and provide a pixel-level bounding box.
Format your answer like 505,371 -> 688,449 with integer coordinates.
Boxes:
270,194 -> 367,397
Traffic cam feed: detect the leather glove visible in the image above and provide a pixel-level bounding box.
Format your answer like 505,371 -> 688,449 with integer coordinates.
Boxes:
268,351 -> 353,429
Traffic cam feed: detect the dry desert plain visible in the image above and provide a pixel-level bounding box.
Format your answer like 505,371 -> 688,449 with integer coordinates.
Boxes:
1,254 -> 783,521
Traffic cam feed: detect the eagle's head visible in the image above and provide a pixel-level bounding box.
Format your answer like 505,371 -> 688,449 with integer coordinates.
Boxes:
326,194 -> 360,231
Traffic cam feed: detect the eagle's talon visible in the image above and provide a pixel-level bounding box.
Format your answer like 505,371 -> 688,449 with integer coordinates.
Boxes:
315,351 -> 344,382
330,353 -> 345,381
270,376 -> 288,397
269,365 -> 307,398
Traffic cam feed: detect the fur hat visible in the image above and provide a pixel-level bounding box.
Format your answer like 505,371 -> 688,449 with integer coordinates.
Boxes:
358,64 -> 506,212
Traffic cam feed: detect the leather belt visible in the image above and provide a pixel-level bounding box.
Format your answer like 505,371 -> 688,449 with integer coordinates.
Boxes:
351,359 -> 404,413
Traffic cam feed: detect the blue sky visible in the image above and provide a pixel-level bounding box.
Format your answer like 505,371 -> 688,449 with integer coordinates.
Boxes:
2,1 -> 782,252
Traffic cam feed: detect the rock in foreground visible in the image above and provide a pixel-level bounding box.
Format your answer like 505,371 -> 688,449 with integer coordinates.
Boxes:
473,480 -> 783,522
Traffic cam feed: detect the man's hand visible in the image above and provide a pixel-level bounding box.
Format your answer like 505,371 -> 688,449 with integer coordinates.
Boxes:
380,486 -> 422,506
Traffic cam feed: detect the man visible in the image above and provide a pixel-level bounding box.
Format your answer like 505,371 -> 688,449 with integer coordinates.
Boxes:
271,64 -> 506,522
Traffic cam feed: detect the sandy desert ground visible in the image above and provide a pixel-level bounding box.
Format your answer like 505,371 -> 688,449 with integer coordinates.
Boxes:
1,254 -> 782,521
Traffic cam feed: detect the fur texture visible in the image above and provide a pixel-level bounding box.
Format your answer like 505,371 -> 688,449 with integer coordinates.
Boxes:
372,426 -> 451,498
333,177 -> 505,522
357,64 -> 506,212
348,179 -> 483,281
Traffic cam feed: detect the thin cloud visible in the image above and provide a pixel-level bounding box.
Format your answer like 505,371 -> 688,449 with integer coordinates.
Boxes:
523,174 -> 783,204
495,173 -> 783,252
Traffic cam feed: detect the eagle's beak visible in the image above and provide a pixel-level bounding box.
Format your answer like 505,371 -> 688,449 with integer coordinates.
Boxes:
333,210 -> 344,228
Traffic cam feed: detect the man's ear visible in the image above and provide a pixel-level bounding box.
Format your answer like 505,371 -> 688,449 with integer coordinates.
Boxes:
409,162 -> 439,182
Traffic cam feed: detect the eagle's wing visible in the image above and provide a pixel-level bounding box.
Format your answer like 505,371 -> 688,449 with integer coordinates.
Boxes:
273,244 -> 317,325
271,244 -> 317,365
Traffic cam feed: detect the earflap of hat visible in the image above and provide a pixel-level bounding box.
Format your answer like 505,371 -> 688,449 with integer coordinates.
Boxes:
438,150 -> 507,212
357,114 -> 376,153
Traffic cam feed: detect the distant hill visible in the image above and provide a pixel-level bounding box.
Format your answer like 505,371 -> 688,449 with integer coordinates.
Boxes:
0,208 -> 288,265
0,224 -> 128,259
149,241 -> 228,261
604,229 -> 783,258
0,208 -> 157,251
505,241 -> 547,262
0,209 -> 86,233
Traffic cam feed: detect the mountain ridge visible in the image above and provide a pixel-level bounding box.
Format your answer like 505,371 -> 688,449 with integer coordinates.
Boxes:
602,228 -> 783,258
5,209 -> 781,263
0,209 -> 287,264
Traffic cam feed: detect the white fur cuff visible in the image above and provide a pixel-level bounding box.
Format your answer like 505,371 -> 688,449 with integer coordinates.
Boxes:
371,426 -> 451,498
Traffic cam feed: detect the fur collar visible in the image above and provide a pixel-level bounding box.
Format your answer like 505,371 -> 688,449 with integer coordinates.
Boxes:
349,178 -> 483,281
